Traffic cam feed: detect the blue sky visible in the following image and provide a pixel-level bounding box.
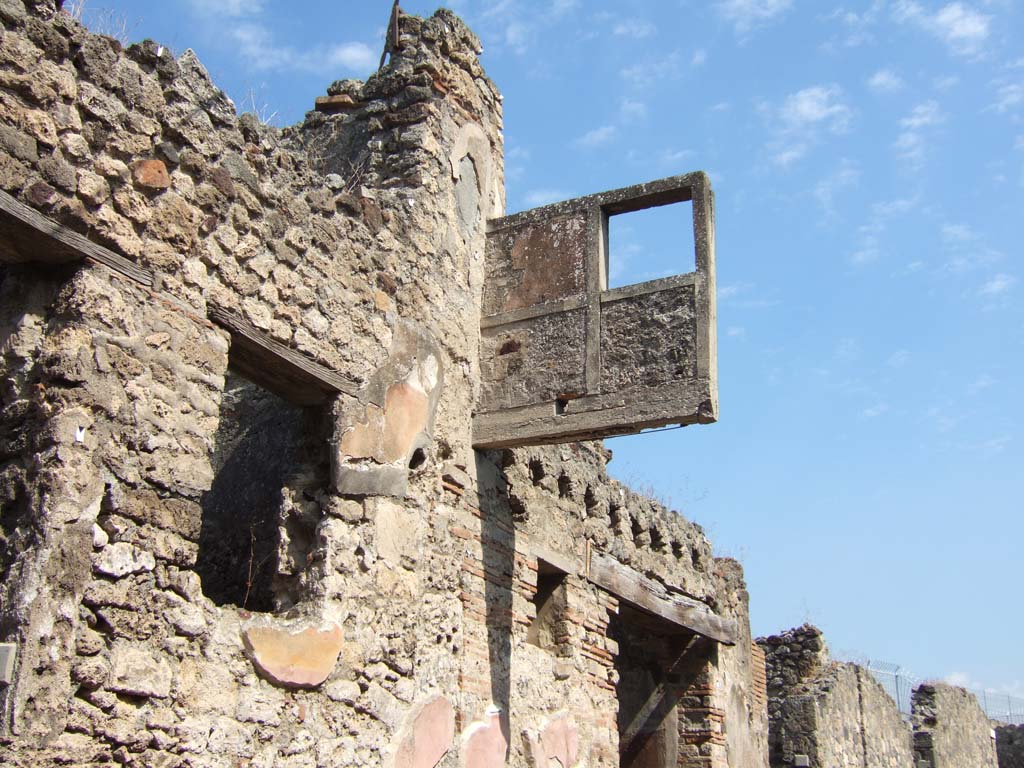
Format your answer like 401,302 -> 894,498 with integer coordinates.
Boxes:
75,0 -> 1022,696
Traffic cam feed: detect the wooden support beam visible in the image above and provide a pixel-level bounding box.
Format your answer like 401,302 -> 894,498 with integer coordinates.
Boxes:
586,548 -> 738,645
208,307 -> 358,407
0,189 -> 153,287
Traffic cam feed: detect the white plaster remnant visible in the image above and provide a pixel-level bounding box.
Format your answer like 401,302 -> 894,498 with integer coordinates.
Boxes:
93,542 -> 156,577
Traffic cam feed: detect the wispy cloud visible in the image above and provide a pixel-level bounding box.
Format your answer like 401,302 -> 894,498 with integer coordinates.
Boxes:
620,50 -> 685,88
861,402 -> 890,419
893,1 -> 992,57
716,0 -> 793,36
850,195 -> 920,264
979,273 -> 1017,295
894,100 -> 945,164
185,0 -> 374,75
692,49 -> 708,67
523,189 -> 569,207
187,0 -> 262,17
887,349 -> 911,368
767,85 -> 853,166
575,125 -> 617,148
620,99 -> 648,122
826,1 -> 885,48
231,25 -> 376,74
868,69 -> 905,92
814,159 -> 860,214
613,18 -> 656,38
990,82 -> 1024,113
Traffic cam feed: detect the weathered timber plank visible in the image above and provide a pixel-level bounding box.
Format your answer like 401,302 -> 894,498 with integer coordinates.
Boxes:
587,549 -> 737,645
472,379 -> 715,449
209,307 -> 358,406
0,189 -> 153,287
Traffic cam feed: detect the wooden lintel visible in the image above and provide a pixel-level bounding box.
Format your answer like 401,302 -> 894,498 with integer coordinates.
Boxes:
209,306 -> 358,407
0,189 -> 153,287
587,548 -> 738,646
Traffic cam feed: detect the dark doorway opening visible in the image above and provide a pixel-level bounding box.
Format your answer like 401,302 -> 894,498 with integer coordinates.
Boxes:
195,370 -> 329,612
611,603 -> 710,768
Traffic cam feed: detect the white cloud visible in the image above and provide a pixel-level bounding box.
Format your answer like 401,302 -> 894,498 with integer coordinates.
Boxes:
895,101 -> 945,164
979,273 -> 1017,295
661,148 -> 694,166
620,99 -> 647,122
850,195 -> 920,265
692,49 -> 708,67
893,1 -> 992,56
550,0 -> 579,15
768,85 -> 852,167
782,86 -> 853,132
575,125 -> 617,148
1015,135 -> 1024,150
942,223 -> 976,242
868,69 -> 905,92
231,24 -> 376,74
814,159 -> 860,214
901,100 -> 945,129
887,349 -> 910,368
933,74 -> 960,90
187,0 -> 262,17
523,189 -> 569,207
727,326 -> 746,338
991,82 -> 1024,113
613,18 -> 656,38
620,50 -> 685,88
968,373 -> 995,393
861,402 -> 890,418
717,0 -> 793,35
827,1 -> 886,47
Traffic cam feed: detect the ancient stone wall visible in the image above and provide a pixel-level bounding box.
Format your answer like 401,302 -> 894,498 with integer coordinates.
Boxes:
912,683 -> 998,768
0,2 -> 764,766
997,724 -> 1024,768
758,625 -> 913,768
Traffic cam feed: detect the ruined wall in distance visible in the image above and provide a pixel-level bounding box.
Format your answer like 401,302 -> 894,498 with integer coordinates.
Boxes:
912,683 -> 998,768
758,625 -> 913,768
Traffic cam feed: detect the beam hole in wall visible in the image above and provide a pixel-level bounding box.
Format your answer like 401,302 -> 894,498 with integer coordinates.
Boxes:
605,200 -> 695,289
409,447 -> 427,470
195,370 -> 329,613
557,472 -> 572,499
528,457 -> 545,486
527,562 -> 568,652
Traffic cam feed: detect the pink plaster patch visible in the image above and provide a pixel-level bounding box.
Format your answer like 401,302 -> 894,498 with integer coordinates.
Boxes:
391,695 -> 456,768
528,712 -> 579,768
242,623 -> 344,689
462,708 -> 509,768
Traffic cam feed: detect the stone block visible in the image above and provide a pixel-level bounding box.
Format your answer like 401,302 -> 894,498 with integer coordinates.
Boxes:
108,642 -> 172,698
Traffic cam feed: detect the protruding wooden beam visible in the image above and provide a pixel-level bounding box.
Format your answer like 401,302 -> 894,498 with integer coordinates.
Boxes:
208,306 -> 358,407
586,548 -> 738,645
0,189 -> 153,287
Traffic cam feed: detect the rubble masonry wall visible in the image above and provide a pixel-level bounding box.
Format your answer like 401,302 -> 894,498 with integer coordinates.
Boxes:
0,2 -> 765,767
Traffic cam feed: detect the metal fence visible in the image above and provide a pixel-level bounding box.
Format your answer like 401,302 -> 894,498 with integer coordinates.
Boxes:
834,652 -> 1024,725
